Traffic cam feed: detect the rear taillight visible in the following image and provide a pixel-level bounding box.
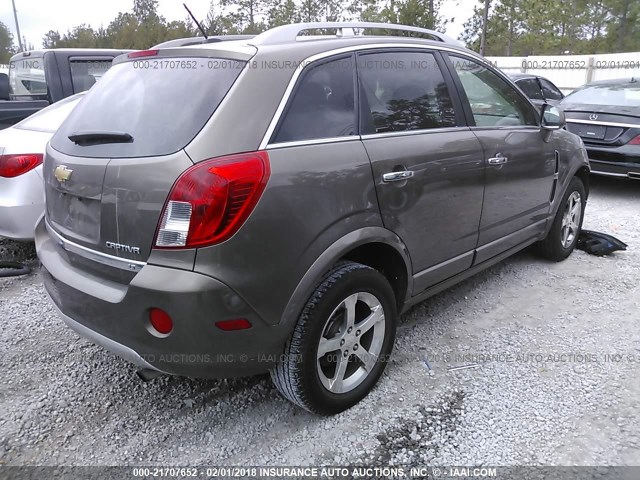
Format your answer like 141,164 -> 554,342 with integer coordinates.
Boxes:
0,154 -> 43,178
628,135 -> 640,145
154,151 -> 270,249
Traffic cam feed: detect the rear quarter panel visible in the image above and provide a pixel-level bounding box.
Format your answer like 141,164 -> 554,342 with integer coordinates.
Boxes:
193,140 -> 382,327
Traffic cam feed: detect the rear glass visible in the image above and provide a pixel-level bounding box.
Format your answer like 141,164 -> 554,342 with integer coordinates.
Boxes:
51,57 -> 245,158
563,84 -> 640,107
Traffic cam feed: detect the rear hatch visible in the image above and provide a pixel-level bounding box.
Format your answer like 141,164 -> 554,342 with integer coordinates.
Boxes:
45,48 -> 251,281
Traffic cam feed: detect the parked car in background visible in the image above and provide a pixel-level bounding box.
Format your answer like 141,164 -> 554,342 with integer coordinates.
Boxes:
37,22 -> 589,415
0,49 -> 129,129
508,73 -> 565,108
561,78 -> 640,180
0,93 -> 85,241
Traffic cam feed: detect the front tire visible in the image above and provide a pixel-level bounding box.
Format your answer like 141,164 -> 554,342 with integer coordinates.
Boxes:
271,262 -> 397,414
536,176 -> 586,261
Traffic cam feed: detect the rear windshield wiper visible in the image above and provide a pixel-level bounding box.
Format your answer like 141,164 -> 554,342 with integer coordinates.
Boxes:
68,131 -> 134,146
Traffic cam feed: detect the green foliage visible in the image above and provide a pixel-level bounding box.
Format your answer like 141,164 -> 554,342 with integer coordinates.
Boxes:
34,0 -> 640,55
42,0 -> 196,49
462,0 -> 640,55
0,22 -> 16,62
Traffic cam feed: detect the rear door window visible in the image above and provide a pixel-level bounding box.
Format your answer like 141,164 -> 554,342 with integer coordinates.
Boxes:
358,51 -> 457,133
515,78 -> 543,100
51,57 -> 245,158
272,55 -> 356,144
539,78 -> 564,101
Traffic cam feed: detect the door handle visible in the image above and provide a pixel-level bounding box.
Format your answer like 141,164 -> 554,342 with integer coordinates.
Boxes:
382,171 -> 414,182
487,154 -> 508,165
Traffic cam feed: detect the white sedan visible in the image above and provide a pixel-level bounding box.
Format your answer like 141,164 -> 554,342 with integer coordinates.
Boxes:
0,93 -> 84,241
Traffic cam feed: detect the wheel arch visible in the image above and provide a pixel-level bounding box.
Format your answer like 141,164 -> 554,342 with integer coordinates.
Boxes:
575,165 -> 590,199
280,227 -> 412,330
551,151 -> 590,220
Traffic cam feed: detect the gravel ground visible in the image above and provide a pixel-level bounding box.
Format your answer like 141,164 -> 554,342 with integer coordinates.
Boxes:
1,175 -> 639,467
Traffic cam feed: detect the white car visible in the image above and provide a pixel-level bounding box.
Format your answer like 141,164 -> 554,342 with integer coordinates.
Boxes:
0,93 -> 84,241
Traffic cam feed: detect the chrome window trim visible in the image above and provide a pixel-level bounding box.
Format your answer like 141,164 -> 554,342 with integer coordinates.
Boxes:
46,220 -> 146,273
469,125 -> 541,131
267,136 -> 359,149
259,42 -> 485,150
361,126 -> 469,140
566,119 -> 640,129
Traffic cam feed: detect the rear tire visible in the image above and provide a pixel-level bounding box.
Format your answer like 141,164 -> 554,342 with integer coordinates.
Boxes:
271,262 -> 397,415
536,176 -> 586,262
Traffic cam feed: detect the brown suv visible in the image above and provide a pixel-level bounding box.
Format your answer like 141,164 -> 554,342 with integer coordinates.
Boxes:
37,22 -> 590,414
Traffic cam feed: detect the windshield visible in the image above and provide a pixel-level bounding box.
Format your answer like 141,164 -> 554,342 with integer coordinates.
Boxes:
15,94 -> 84,133
9,56 -> 47,98
563,83 -> 640,107
52,57 -> 245,158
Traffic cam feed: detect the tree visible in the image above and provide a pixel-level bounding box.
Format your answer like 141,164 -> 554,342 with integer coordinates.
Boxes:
267,0 -> 300,28
0,22 -> 16,63
42,30 -> 61,49
299,0 -> 325,22
106,12 -> 140,48
479,0 -> 490,55
221,0 -> 267,33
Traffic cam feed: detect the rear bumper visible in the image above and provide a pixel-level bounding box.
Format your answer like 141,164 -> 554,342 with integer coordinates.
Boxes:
36,217 -> 287,378
585,145 -> 640,180
0,203 -> 43,240
0,170 -> 44,241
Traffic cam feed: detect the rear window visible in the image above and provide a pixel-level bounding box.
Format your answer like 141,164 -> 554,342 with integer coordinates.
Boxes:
563,84 -> 640,107
51,57 -> 245,158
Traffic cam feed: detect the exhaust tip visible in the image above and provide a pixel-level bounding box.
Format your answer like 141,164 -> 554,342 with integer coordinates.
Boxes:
136,368 -> 163,382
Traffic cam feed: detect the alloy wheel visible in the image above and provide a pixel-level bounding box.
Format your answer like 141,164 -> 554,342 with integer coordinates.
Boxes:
316,292 -> 386,394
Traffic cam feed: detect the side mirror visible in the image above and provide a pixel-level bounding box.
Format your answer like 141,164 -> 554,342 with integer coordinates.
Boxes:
0,73 -> 9,101
541,104 -> 565,130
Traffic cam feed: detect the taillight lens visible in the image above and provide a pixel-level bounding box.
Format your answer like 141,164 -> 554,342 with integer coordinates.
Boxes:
628,135 -> 640,145
0,154 -> 43,178
155,151 -> 270,249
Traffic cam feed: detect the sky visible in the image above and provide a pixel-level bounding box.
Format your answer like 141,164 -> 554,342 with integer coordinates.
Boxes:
0,0 -> 475,50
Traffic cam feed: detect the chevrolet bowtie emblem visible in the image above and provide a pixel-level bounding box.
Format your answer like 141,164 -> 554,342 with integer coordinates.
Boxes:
54,165 -> 73,183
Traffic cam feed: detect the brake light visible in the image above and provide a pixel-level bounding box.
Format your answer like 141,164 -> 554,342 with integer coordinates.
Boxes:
628,135 -> 640,145
155,151 -> 270,249
128,49 -> 159,59
0,154 -> 43,178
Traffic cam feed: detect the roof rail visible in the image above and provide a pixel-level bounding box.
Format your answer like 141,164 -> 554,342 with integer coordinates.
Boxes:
251,22 -> 462,47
